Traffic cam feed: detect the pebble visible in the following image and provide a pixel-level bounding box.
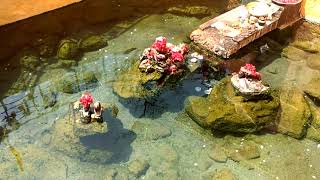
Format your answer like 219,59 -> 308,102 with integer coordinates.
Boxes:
195,87 -> 202,92
317,144 -> 320,149
309,164 -> 313,167
276,176 -> 279,180
204,88 -> 212,95
190,58 -> 198,63
84,57 -> 87,60
260,145 -> 264,149
306,148 -> 310,152
202,145 -> 206,148
312,175 -> 317,179
104,55 -> 108,59
194,163 -> 198,166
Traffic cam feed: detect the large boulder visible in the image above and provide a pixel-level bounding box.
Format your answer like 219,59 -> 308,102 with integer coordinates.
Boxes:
304,77 -> 320,101
277,87 -> 312,139
79,35 -> 108,52
185,78 -> 280,133
57,39 -> 79,59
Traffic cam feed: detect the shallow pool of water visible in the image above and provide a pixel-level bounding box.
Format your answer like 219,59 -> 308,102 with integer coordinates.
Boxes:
0,2 -> 320,180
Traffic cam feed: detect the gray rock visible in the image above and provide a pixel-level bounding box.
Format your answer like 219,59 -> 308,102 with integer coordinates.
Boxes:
79,35 -> 108,52
128,159 -> 150,177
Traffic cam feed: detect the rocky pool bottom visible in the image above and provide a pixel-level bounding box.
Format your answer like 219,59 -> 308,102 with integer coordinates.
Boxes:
0,12 -> 320,180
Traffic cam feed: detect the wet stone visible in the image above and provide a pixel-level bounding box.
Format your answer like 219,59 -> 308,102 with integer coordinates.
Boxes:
128,159 -> 150,177
228,142 -> 260,162
304,78 -> 320,101
57,39 -> 79,60
306,53 -> 320,71
212,168 -> 237,180
79,35 -> 108,52
306,98 -> 320,142
277,87 -> 312,139
131,121 -> 171,141
185,77 -> 280,133
208,145 -> 227,163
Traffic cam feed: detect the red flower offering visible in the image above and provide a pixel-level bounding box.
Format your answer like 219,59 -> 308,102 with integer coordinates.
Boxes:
80,92 -> 94,111
171,52 -> 184,62
152,36 -> 168,53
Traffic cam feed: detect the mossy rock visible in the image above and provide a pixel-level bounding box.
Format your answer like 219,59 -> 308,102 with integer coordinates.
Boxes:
54,72 -> 80,94
57,39 -> 79,59
277,87 -> 312,139
282,46 -> 310,61
19,54 -> 40,70
167,6 -> 211,17
291,40 -> 320,53
185,77 -> 280,133
82,71 -> 99,84
79,35 -> 108,52
42,91 -> 57,109
112,61 -> 163,99
306,98 -> 320,142
304,77 -> 320,100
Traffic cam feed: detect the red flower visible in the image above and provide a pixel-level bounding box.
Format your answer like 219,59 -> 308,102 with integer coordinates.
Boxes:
169,65 -> 177,74
80,92 -> 93,111
171,52 -> 184,62
239,64 -> 261,80
152,36 -> 168,53
166,43 -> 175,53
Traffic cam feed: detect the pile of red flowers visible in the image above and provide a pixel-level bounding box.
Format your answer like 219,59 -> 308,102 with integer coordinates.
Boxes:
238,64 -> 261,80
139,36 -> 189,74
80,92 -> 94,111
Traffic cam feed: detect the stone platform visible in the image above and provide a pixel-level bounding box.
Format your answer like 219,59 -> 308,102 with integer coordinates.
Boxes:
190,1 -> 304,58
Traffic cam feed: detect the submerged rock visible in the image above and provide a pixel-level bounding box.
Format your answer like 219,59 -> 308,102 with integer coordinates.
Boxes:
54,72 -> 80,94
228,141 -> 260,162
282,46 -> 310,62
277,87 -> 312,139
57,39 -> 79,59
208,145 -> 227,163
79,35 -> 108,52
306,98 -> 320,142
212,168 -> 237,180
304,78 -> 320,100
128,159 -> 150,177
306,53 -> 320,71
185,77 -> 280,133
112,61 -> 163,99
167,6 -> 211,17
131,121 -> 171,140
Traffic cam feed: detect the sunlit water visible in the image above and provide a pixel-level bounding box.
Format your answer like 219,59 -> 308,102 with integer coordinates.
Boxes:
0,4 -> 320,180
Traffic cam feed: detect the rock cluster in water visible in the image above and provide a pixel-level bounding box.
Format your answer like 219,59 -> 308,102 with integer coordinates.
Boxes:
113,37 -> 190,99
186,77 -> 280,133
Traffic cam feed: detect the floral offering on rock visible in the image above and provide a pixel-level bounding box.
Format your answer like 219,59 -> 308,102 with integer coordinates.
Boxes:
139,36 -> 189,74
231,63 -> 269,96
78,92 -> 103,124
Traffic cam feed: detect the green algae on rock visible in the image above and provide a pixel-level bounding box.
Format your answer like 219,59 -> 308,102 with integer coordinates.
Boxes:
306,98 -> 320,142
304,77 -> 320,100
277,87 -> 312,139
128,159 -> 150,177
57,39 -> 79,59
79,35 -> 108,52
167,6 -> 212,17
185,77 -> 280,133
54,72 -> 80,94
212,168 -> 237,180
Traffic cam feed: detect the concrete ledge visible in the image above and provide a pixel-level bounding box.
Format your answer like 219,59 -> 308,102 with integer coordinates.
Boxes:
0,0 -> 82,26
